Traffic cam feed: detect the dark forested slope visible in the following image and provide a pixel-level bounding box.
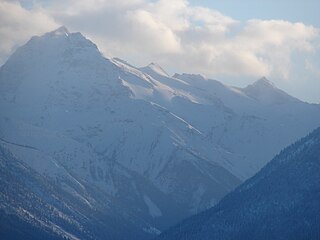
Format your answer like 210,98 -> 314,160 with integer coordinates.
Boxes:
158,127 -> 320,240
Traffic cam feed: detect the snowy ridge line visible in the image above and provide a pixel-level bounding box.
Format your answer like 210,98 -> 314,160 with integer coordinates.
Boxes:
149,101 -> 203,135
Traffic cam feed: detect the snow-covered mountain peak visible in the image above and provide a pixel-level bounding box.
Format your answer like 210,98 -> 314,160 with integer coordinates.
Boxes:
242,77 -> 299,105
46,26 -> 70,37
141,62 -> 169,77
0,27 -> 127,109
251,77 -> 276,89
6,25 -> 103,69
26,26 -> 100,55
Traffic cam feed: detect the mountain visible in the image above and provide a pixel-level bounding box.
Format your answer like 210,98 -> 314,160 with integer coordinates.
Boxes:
0,145 -> 153,240
242,77 -> 299,105
0,26 -> 320,239
0,26 -> 240,238
141,67 -> 320,179
158,127 -> 320,240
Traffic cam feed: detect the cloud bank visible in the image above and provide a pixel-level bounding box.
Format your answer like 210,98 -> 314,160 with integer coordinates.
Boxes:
1,0 -> 319,101
0,0 -> 58,62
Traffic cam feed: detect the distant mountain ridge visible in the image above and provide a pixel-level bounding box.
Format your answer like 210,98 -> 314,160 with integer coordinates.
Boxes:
1,27 -> 320,239
158,126 -> 320,240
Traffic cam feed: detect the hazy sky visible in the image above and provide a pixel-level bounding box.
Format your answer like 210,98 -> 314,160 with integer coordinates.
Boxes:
1,0 -> 320,103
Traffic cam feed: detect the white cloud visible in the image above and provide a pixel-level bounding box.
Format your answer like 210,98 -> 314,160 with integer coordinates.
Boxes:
0,1 -> 58,64
305,59 -> 320,78
233,20 -> 319,79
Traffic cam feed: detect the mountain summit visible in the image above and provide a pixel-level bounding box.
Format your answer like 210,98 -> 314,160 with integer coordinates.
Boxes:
46,26 -> 70,36
243,77 -> 298,105
252,76 -> 276,88
140,62 -> 170,77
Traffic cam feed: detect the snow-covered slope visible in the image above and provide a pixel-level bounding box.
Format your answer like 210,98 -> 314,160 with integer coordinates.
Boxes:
1,26 -> 320,238
158,127 -> 320,240
0,144 -> 157,240
139,65 -> 320,179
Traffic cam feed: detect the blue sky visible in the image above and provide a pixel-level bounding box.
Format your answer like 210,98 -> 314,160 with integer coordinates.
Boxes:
189,0 -> 320,27
1,0 -> 320,103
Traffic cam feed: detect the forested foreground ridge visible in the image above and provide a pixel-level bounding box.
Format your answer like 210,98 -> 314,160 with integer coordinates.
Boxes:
158,127 -> 320,240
